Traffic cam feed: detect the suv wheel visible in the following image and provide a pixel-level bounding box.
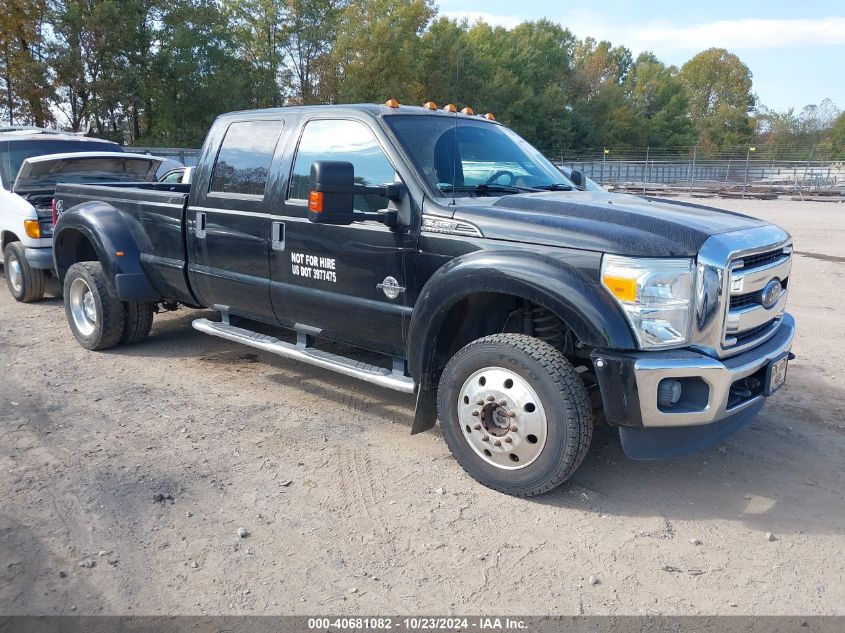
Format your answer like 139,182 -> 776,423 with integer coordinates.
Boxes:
3,242 -> 45,302
63,262 -> 125,350
438,333 -> 592,497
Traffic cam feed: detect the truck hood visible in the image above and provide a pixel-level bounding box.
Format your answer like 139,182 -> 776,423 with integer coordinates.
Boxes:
452,191 -> 770,257
13,152 -> 167,194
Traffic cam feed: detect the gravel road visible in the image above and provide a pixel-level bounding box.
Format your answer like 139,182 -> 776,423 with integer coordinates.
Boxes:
1,198 -> 844,616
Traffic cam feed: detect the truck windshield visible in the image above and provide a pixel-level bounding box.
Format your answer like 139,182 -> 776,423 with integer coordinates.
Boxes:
385,115 -> 572,197
0,139 -> 123,189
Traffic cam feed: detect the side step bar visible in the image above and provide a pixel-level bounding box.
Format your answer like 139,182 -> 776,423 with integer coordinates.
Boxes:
192,318 -> 416,394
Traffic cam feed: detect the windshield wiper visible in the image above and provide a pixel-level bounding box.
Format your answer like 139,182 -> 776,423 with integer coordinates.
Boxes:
535,183 -> 574,191
437,183 -> 541,196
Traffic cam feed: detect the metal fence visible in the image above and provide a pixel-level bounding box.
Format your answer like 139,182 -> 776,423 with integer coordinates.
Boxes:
545,147 -> 845,199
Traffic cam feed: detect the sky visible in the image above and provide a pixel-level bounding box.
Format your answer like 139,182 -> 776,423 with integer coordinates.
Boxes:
437,0 -> 845,113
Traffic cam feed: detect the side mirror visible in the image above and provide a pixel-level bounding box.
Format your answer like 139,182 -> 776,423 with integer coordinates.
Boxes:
568,169 -> 586,189
308,161 -> 355,225
308,160 -> 405,225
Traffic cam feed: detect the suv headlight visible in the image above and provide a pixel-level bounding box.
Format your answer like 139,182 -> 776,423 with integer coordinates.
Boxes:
601,255 -> 694,349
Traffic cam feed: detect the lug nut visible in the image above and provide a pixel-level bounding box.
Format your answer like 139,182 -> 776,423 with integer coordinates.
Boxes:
471,410 -> 480,416
510,424 -> 518,432
508,411 -> 516,418
482,435 -> 490,442
476,400 -> 484,406
499,399 -> 507,407
474,424 -> 482,430
493,440 -> 502,447
504,436 -> 513,443
487,395 -> 496,402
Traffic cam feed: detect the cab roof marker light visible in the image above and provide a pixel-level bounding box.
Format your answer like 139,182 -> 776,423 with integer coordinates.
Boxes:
460,106 -> 475,115
422,101 -> 438,110
443,104 -> 457,112
384,98 -> 399,108
484,112 -> 496,120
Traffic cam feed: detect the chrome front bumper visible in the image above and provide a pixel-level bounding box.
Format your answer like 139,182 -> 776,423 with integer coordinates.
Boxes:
632,313 -> 794,427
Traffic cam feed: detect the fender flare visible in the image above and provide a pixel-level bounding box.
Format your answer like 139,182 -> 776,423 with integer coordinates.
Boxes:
53,201 -> 161,302
407,249 -> 636,385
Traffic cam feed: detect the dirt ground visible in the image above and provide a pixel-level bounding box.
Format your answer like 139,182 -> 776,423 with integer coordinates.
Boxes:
1,198 -> 844,616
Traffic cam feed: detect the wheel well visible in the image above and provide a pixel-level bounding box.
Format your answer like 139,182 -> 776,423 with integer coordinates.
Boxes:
427,293 -> 588,387
1,231 -> 20,252
55,229 -> 99,281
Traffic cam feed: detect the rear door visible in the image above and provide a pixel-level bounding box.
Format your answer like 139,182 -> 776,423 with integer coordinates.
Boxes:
187,119 -> 284,322
268,117 -> 415,356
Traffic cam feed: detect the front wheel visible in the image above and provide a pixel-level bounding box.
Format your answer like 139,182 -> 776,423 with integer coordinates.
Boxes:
63,262 -> 125,350
438,334 -> 592,497
4,242 -> 45,302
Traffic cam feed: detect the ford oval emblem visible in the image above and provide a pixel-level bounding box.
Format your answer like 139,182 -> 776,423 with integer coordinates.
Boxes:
761,279 -> 782,309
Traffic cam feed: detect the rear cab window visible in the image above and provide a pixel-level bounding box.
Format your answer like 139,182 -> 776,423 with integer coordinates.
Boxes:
209,120 -> 285,198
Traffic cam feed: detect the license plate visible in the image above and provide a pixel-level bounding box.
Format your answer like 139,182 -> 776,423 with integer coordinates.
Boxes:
766,355 -> 789,395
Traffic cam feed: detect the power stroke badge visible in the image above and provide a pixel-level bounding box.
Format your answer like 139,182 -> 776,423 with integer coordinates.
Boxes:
377,276 -> 405,299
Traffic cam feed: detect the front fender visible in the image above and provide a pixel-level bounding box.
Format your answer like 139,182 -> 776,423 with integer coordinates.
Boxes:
407,249 -> 636,383
53,201 -> 161,302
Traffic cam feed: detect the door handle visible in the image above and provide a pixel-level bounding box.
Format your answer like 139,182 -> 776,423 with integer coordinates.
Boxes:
195,211 -> 207,239
271,221 -> 285,251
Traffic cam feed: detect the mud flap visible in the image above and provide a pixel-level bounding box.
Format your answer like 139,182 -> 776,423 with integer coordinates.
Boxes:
411,388 -> 438,435
619,400 -> 765,460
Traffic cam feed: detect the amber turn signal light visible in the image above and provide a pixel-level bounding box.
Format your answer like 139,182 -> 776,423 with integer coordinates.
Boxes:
308,190 -> 324,213
601,275 -> 637,303
24,219 -> 41,239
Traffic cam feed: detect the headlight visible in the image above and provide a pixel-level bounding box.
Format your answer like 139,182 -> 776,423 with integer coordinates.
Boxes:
601,255 -> 694,349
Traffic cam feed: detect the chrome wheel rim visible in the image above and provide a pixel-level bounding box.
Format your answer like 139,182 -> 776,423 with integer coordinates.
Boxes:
457,366 -> 548,470
7,256 -> 23,293
69,278 -> 97,336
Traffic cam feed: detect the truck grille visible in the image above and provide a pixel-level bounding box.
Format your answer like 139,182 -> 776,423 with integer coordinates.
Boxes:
723,246 -> 791,353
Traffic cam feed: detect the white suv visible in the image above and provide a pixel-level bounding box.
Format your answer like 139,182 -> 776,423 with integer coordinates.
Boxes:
0,129 -> 167,302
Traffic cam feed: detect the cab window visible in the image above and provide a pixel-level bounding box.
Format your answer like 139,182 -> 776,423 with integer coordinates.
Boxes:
288,119 -> 396,212
209,120 -> 283,196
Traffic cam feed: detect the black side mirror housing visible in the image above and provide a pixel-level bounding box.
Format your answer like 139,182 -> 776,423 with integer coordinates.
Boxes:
568,169 -> 586,189
308,160 -> 404,225
308,161 -> 355,225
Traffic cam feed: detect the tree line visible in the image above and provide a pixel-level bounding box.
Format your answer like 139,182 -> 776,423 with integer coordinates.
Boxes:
2,0 -> 843,158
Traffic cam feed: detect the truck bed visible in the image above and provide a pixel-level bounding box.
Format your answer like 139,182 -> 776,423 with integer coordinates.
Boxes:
55,182 -> 195,304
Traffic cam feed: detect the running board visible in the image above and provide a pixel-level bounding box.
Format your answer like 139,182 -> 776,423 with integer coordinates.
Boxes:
192,318 -> 416,394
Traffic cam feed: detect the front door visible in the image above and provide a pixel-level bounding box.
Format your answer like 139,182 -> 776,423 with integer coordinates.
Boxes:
269,118 -> 415,356
188,118 -> 284,322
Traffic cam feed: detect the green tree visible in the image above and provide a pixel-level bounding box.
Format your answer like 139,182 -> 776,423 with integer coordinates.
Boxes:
224,0 -> 288,106
0,0 -> 52,126
331,0 -> 434,103
142,0 -> 267,145
827,112 -> 845,158
624,52 -> 695,148
679,47 -> 755,150
282,0 -> 345,104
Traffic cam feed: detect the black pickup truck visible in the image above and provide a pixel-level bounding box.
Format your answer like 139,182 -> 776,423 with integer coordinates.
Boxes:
52,101 -> 795,496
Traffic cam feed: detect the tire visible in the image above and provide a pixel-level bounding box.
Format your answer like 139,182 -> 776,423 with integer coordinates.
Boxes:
63,262 -> 125,350
121,301 -> 155,344
438,333 -> 592,497
3,242 -> 45,302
